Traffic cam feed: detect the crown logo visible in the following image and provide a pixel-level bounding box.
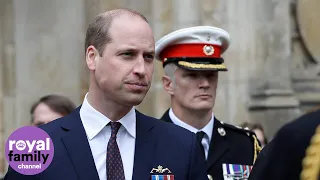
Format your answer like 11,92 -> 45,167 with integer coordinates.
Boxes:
17,142 -> 25,148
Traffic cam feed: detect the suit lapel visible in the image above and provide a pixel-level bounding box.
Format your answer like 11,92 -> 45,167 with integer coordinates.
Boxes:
132,110 -> 156,180
206,118 -> 229,170
61,107 -> 100,180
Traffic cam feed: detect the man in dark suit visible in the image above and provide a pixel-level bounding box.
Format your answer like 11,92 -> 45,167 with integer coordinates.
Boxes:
155,26 -> 261,180
249,109 -> 320,180
5,8 -> 208,180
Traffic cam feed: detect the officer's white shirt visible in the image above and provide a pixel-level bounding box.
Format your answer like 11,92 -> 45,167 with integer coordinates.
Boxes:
169,108 -> 214,159
80,93 -> 135,180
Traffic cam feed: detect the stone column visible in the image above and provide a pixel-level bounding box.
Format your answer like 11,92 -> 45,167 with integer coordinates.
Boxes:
173,0 -> 201,29
0,2 -> 4,176
147,0 -> 174,118
248,0 -> 300,138
200,0 -> 266,125
81,0 -> 101,101
12,0 -> 86,123
0,0 -> 15,175
201,0 -> 259,124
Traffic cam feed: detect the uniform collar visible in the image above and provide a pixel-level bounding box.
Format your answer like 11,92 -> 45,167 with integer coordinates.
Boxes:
169,108 -> 214,141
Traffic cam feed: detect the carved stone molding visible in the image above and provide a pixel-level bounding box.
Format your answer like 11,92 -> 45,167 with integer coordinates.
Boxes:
291,0 -> 320,78
249,89 -> 299,110
291,0 -> 320,112
296,0 -> 320,64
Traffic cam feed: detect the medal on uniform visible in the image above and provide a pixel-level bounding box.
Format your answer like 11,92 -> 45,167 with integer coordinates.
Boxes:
150,165 -> 174,180
222,163 -> 253,180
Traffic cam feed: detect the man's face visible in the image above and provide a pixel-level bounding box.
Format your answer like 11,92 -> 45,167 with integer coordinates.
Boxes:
170,67 -> 219,111
88,15 -> 155,106
32,103 -> 63,126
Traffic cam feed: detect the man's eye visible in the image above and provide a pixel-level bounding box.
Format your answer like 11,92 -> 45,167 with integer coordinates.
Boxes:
144,54 -> 154,60
122,52 -> 132,56
186,74 -> 196,78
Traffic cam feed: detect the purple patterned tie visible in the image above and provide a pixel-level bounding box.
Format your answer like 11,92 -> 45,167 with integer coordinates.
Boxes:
107,122 -> 125,180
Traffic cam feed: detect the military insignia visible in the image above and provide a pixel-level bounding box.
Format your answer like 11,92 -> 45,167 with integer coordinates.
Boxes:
252,134 -> 262,163
150,165 -> 174,180
222,163 -> 253,180
150,165 -> 172,173
203,45 -> 214,56
207,34 -> 211,41
218,127 -> 226,136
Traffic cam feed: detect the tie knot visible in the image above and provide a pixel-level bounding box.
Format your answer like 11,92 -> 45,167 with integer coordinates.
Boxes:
109,122 -> 122,135
196,131 -> 205,142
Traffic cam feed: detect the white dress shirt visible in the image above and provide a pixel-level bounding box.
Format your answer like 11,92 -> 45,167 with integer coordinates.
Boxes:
169,108 -> 214,159
80,93 -> 136,180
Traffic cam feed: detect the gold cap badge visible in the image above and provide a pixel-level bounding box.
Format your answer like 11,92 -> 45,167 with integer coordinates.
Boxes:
203,45 -> 214,56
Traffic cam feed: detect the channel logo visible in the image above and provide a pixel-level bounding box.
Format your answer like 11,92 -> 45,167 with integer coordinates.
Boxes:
5,126 -> 54,175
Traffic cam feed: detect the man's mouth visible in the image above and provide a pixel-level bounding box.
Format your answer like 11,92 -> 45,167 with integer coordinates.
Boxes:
125,82 -> 148,86
196,94 -> 212,98
124,81 -> 148,91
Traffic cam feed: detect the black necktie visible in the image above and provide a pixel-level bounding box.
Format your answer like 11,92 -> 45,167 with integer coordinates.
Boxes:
196,131 -> 206,159
106,122 -> 125,180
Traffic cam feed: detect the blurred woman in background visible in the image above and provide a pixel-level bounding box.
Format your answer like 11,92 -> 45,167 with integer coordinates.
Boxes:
240,122 -> 268,148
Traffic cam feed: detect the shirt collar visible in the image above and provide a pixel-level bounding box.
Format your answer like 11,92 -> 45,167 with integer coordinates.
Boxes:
80,93 -> 136,140
169,108 -> 214,141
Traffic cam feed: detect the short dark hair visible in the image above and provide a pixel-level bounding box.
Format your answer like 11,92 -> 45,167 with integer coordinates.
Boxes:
30,94 -> 76,123
84,8 -> 148,56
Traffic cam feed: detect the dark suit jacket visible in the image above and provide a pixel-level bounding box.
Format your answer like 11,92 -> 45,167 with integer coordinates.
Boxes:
5,107 -> 208,180
161,109 -> 258,180
249,109 -> 320,180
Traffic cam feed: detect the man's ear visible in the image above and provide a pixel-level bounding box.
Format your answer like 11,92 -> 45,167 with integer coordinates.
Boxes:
162,75 -> 174,95
86,45 -> 99,71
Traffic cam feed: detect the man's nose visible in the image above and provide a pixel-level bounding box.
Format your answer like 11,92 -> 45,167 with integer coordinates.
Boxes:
199,76 -> 210,88
132,56 -> 146,77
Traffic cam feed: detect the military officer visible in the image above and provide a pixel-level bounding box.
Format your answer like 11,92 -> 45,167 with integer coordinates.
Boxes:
155,26 -> 261,180
249,109 -> 320,180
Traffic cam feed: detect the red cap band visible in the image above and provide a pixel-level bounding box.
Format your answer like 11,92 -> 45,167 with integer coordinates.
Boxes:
159,43 -> 221,63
